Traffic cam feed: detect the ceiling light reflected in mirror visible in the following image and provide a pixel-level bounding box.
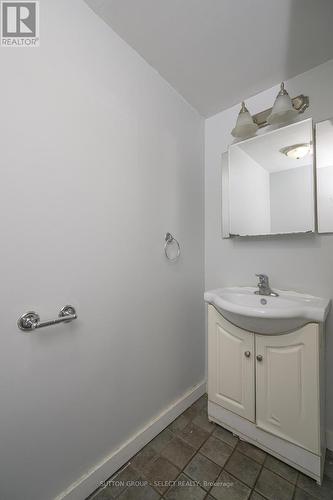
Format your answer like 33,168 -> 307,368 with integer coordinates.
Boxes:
280,143 -> 312,160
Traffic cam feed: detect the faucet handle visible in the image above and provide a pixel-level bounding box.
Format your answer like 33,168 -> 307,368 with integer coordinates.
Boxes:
256,273 -> 269,284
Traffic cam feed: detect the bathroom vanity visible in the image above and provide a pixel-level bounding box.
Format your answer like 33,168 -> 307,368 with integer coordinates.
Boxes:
205,284 -> 331,484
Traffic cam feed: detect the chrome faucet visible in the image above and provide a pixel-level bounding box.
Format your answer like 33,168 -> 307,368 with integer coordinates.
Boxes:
255,274 -> 279,297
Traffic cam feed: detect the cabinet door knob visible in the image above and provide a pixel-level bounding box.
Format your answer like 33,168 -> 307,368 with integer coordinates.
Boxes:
244,351 -> 251,358
256,354 -> 263,362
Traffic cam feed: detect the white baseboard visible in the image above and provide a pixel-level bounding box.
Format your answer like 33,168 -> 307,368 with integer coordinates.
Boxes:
327,429 -> 333,451
55,380 -> 206,500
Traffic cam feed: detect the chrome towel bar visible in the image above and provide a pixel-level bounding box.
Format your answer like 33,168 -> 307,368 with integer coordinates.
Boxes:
17,305 -> 77,331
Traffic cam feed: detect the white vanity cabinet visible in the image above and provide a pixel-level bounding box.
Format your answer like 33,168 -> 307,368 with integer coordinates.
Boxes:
207,304 -> 326,483
208,307 -> 255,422
255,326 -> 320,453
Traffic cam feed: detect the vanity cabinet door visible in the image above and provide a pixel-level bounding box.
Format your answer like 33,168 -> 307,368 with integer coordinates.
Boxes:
255,324 -> 320,454
208,305 -> 255,421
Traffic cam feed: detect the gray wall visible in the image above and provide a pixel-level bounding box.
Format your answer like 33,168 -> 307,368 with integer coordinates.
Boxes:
0,1 -> 205,499
205,59 -> 333,441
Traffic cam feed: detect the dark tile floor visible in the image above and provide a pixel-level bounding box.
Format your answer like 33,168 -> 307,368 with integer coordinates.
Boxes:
89,394 -> 333,500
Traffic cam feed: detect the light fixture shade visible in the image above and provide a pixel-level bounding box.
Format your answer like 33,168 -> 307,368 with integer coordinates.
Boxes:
267,82 -> 297,125
231,102 -> 258,139
280,143 -> 312,160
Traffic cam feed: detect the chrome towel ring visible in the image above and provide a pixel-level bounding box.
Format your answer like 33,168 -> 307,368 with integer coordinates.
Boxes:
164,232 -> 181,261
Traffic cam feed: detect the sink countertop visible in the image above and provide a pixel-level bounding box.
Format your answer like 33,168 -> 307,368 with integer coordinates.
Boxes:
204,287 -> 331,334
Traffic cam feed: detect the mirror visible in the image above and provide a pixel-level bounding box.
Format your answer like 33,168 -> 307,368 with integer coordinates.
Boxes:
225,118 -> 315,237
316,119 -> 333,233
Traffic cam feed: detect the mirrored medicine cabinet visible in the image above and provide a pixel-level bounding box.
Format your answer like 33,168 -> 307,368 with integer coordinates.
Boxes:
315,119 -> 333,234
222,117 -> 333,237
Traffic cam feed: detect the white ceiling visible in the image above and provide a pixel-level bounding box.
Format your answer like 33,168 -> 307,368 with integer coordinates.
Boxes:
237,119 -> 313,172
85,0 -> 333,117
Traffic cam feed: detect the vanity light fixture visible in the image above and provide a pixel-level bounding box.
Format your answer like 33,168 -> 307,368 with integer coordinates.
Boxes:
231,101 -> 258,139
232,90 -> 309,136
267,82 -> 297,125
231,85 -> 309,137
280,142 -> 312,160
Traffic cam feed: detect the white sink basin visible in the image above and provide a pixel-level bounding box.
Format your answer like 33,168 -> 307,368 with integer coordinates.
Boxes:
204,287 -> 331,334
